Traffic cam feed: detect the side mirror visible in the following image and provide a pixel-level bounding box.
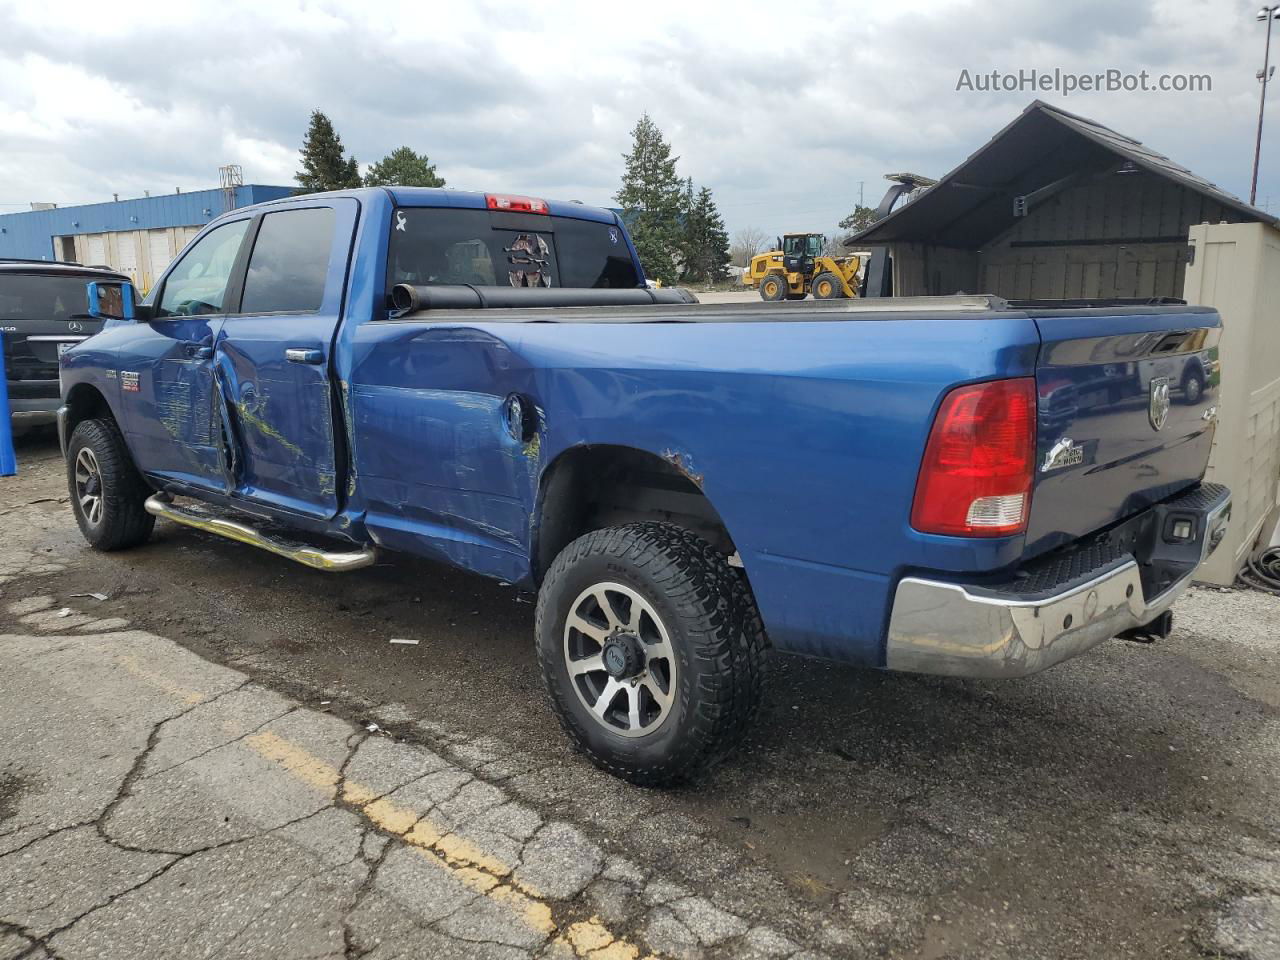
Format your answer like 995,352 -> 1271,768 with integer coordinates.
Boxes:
86,280 -> 147,322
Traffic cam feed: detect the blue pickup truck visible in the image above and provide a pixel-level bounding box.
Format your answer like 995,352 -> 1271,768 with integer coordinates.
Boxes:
59,187 -> 1231,784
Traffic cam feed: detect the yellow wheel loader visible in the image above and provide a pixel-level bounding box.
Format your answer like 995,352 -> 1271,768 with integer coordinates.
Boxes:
742,233 -> 862,301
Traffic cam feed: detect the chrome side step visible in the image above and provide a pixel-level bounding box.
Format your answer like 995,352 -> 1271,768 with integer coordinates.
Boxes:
144,494 -> 377,573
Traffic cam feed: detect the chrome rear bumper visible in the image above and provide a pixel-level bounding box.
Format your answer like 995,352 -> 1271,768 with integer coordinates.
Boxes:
886,486 -> 1231,679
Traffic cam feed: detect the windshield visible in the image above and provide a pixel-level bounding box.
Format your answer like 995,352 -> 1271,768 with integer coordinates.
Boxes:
783,235 -> 824,257
388,208 -> 640,293
0,274 -> 93,321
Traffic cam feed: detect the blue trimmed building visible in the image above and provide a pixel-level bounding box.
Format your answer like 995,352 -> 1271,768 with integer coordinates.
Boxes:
0,185 -> 292,291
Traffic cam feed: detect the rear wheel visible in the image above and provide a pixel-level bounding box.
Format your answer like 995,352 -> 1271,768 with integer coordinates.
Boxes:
759,273 -> 787,302
66,418 -> 155,551
536,523 -> 767,786
812,271 -> 845,299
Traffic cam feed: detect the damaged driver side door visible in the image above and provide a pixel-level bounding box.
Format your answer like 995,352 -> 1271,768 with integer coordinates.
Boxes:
123,218 -> 252,491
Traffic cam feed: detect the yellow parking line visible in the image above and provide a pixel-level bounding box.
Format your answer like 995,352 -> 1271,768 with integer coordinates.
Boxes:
116,653 -> 208,705
244,731 -> 655,958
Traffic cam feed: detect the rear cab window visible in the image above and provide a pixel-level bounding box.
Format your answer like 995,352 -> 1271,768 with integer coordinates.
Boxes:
387,207 -> 639,297
0,274 -> 96,321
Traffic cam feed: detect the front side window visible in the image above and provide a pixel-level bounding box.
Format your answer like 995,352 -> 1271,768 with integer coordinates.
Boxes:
156,219 -> 250,317
240,208 -> 336,314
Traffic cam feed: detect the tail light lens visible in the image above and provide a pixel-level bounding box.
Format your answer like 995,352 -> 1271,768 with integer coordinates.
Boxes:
911,377 -> 1037,537
485,194 -> 549,214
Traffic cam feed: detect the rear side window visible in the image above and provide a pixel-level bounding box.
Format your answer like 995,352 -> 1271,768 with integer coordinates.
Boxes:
240,208 -> 335,314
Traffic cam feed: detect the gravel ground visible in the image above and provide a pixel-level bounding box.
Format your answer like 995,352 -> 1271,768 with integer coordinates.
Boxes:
1,429 -> 1278,959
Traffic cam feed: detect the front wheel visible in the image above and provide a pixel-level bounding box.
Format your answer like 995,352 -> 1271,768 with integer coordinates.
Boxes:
66,418 -> 155,551
536,523 -> 767,786
758,273 -> 787,302
812,271 -> 845,299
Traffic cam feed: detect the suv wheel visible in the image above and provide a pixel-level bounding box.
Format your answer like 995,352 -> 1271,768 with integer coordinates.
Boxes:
536,523 -> 767,786
67,418 -> 155,551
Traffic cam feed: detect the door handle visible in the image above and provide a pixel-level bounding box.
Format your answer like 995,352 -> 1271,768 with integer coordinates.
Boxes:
285,348 -> 324,365
186,344 -> 213,360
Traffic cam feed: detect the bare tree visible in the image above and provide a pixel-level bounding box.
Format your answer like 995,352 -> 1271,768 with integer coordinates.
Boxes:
729,227 -> 770,267
822,230 -> 846,258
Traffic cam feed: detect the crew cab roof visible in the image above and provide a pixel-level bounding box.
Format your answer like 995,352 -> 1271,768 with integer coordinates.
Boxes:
227,187 -> 621,226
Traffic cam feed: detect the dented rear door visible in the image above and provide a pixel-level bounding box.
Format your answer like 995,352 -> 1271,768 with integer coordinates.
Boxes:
215,199 -> 359,520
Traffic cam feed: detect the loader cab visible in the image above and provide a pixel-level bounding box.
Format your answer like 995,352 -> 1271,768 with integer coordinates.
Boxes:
781,233 -> 824,277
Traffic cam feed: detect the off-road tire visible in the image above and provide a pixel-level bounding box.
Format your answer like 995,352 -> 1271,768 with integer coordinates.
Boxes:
536,523 -> 768,786
812,271 -> 845,299
66,418 -> 155,551
759,273 -> 788,302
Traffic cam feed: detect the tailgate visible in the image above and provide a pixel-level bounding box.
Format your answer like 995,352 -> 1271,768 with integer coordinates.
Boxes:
1026,307 -> 1220,556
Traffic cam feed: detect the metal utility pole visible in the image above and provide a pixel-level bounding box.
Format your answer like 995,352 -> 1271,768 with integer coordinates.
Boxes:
1252,6 -> 1280,206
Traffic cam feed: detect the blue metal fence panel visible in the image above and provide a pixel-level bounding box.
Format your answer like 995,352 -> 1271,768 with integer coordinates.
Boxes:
0,334 -> 15,476
0,185 -> 293,261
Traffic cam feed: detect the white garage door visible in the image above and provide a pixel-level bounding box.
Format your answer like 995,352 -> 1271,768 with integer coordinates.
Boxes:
114,232 -> 138,284
148,230 -> 173,289
86,234 -> 107,267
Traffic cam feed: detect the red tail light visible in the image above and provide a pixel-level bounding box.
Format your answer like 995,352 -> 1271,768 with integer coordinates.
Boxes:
910,377 -> 1037,537
485,194 -> 549,214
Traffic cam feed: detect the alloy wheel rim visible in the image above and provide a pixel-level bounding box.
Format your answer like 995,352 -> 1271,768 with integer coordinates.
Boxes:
74,448 -> 103,526
563,582 -> 677,738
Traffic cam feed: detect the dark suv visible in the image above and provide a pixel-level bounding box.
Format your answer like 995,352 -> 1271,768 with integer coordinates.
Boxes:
1,260 -> 126,433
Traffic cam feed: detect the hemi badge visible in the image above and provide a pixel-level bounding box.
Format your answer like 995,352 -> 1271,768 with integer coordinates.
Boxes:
1041,436 -> 1084,473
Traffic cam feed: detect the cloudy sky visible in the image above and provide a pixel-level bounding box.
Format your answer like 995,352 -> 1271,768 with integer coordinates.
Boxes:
1,0 -> 1276,240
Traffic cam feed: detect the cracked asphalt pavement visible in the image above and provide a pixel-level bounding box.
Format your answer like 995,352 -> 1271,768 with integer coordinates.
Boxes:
2,431 -> 1280,959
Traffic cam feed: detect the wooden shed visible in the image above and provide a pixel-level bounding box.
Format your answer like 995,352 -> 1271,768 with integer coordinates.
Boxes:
851,100 -> 1275,301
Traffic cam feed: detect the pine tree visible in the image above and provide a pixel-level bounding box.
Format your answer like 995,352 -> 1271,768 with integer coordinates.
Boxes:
364,146 -> 446,188
839,204 -> 878,233
615,113 -> 684,285
295,111 -> 361,193
679,185 -> 731,284
676,177 -> 696,280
